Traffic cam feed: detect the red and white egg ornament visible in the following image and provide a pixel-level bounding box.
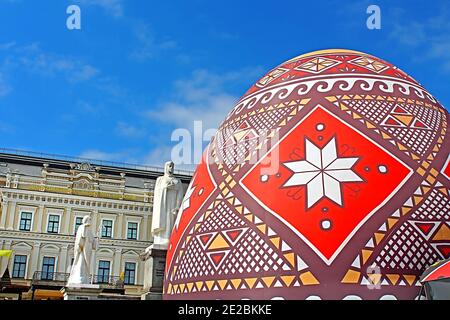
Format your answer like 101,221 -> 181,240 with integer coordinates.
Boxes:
164,49 -> 450,300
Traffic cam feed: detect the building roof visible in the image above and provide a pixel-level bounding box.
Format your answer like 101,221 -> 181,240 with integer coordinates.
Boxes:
0,148 -> 193,188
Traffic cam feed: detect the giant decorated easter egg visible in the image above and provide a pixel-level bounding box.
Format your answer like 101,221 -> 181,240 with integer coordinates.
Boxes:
164,49 -> 449,300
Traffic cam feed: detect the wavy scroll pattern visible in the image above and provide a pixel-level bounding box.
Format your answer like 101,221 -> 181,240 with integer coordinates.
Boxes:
225,77 -> 438,120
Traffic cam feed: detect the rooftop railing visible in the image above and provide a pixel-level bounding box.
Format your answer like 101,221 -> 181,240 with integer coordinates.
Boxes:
0,148 -> 194,176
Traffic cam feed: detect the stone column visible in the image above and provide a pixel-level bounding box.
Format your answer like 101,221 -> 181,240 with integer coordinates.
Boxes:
91,209 -> 99,234
113,248 -> 122,278
137,259 -> 144,285
6,201 -> 16,230
59,244 -> 69,273
117,213 -> 124,239
142,215 -> 148,241
62,207 -> 72,235
34,205 -> 45,233
29,242 -> 41,279
0,200 -> 8,229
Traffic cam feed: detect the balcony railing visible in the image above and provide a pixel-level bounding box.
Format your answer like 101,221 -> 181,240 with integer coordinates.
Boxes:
32,271 -> 124,290
91,275 -> 124,290
32,271 -> 69,285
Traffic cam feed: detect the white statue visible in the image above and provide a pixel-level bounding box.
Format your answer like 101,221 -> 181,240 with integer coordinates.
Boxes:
150,161 -> 184,249
67,215 -> 98,286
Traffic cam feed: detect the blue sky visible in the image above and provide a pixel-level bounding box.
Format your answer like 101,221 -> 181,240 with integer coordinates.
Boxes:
0,0 -> 449,168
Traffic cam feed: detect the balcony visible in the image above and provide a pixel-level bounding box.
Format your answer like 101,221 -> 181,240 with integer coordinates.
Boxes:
31,271 -> 124,296
91,275 -> 125,290
32,271 -> 69,287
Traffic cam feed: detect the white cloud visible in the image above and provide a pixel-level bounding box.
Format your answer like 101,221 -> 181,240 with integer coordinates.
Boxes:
0,0 -> 22,3
143,146 -> 195,172
389,9 -> 450,72
210,30 -> 239,40
0,42 -> 16,50
115,121 -> 145,138
146,67 -> 264,130
71,64 -> 100,82
93,76 -> 128,101
151,95 -> 236,131
0,73 -> 11,96
391,22 -> 427,47
2,42 -> 100,83
76,100 -> 104,115
77,0 -> 124,18
130,23 -> 177,62
143,67 -> 264,166
77,146 -> 194,172
142,146 -> 172,166
79,149 -> 124,161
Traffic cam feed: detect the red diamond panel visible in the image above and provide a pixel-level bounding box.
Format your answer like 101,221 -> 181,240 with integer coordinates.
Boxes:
242,106 -> 412,264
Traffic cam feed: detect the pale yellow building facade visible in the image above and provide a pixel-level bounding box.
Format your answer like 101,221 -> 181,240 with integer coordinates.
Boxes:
0,151 -> 191,299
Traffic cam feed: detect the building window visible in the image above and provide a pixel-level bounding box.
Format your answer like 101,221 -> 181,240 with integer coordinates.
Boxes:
101,220 -> 113,238
74,217 -> 83,234
12,255 -> 27,278
127,222 -> 138,240
124,262 -> 136,285
41,257 -> 55,280
47,214 -> 60,233
19,212 -> 32,231
97,260 -> 110,283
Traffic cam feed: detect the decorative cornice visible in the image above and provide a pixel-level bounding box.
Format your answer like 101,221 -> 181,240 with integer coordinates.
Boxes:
0,230 -> 152,249
1,188 -> 152,215
72,162 -> 96,172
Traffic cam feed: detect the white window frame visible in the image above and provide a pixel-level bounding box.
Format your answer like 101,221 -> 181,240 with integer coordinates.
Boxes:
17,210 -> 35,232
126,220 -> 140,241
11,254 -> 28,279
123,261 -> 137,285
96,259 -> 112,282
46,212 -> 62,234
40,255 -> 58,278
100,218 -> 114,238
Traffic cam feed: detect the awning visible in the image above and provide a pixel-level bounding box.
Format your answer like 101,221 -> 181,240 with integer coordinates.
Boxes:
33,289 -> 64,300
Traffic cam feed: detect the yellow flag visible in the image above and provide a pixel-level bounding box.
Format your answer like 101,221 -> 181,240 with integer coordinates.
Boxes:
0,250 -> 13,258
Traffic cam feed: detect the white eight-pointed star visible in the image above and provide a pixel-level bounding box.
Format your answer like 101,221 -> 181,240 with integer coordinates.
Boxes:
283,137 -> 363,209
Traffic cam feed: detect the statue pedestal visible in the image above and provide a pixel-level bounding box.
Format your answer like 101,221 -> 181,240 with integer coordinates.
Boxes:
61,284 -> 139,300
141,244 -> 167,300
61,284 -> 102,300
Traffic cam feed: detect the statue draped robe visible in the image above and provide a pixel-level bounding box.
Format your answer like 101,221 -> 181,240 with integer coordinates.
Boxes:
151,174 -> 184,247
67,223 -> 98,285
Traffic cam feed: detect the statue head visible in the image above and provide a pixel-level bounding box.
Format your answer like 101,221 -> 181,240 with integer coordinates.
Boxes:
164,161 -> 175,177
82,215 -> 91,226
